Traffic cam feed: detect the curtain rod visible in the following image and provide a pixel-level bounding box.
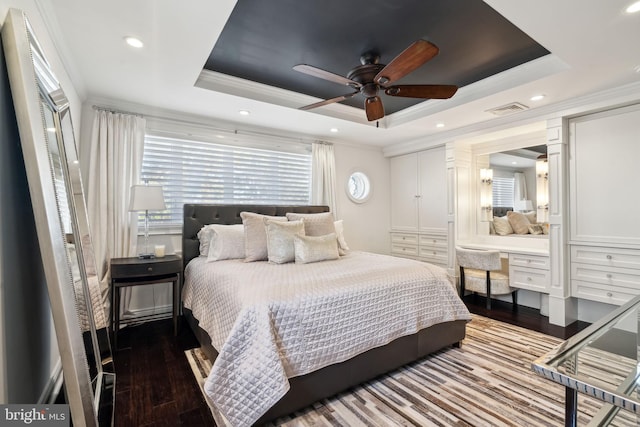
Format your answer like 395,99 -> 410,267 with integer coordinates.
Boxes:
91,104 -> 322,147
92,105 -> 144,117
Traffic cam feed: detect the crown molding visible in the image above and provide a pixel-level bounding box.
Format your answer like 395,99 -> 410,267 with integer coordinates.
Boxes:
382,80 -> 640,157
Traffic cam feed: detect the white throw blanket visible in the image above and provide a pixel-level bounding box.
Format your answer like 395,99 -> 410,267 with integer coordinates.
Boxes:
183,251 -> 471,426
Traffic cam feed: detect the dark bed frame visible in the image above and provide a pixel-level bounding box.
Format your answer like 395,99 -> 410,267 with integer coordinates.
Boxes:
182,204 -> 467,425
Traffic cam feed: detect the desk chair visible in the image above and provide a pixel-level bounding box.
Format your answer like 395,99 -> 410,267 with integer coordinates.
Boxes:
456,247 -> 517,310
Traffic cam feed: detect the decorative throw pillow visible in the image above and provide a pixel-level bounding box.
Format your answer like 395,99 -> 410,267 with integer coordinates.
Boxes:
489,221 -> 496,235
285,212 -> 335,236
524,211 -> 537,224
205,224 -> 245,262
507,211 -> 531,235
240,212 -> 287,262
493,216 -> 514,236
528,224 -> 544,235
264,219 -> 305,264
334,220 -> 350,254
294,233 -> 340,264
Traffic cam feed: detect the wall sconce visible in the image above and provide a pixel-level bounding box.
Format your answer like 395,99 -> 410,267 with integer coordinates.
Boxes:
479,168 -> 493,222
536,156 -> 549,223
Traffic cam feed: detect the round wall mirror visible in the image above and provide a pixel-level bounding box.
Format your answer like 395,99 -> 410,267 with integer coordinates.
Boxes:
346,171 -> 371,203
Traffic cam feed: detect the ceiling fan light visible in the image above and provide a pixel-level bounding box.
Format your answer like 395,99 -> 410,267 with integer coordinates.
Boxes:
124,36 -> 144,48
530,94 -> 545,101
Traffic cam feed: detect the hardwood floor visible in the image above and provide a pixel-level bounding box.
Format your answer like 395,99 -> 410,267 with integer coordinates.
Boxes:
112,302 -> 589,426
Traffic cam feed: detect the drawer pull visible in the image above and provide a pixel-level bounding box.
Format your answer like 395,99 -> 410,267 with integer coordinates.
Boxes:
607,292 -> 613,297
526,259 -> 531,264
402,237 -> 406,240
433,251 -> 437,255
606,255 -> 612,260
606,274 -> 612,279
433,239 -> 437,243
147,267 -> 153,272
527,277 -> 532,281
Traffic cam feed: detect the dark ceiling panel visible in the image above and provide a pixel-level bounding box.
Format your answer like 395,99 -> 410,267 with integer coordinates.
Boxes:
204,0 -> 549,115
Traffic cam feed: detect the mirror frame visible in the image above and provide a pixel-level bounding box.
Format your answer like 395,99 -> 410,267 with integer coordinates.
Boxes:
345,170 -> 372,204
2,9 -> 110,426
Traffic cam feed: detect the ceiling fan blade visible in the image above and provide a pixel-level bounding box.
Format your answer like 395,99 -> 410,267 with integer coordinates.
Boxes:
299,91 -> 359,111
293,64 -> 361,88
365,96 -> 384,121
385,84 -> 458,99
374,40 -> 439,85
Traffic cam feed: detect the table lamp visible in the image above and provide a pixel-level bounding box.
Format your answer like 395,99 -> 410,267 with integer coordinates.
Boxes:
129,184 -> 166,258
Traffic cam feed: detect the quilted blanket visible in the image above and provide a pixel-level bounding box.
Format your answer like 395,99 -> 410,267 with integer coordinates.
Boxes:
183,251 -> 471,426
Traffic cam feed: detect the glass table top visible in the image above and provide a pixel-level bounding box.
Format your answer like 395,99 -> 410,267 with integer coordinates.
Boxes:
533,293 -> 640,423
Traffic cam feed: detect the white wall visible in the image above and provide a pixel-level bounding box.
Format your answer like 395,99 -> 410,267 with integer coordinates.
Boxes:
0,0 -> 83,403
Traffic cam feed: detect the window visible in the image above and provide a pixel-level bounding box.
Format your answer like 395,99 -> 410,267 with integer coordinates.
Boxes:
140,134 -> 312,227
492,176 -> 514,208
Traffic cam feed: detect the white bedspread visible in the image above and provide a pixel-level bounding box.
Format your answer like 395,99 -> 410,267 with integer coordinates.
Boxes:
183,251 -> 471,426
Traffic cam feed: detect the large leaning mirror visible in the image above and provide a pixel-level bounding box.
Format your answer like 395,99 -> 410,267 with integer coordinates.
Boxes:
3,9 -> 113,426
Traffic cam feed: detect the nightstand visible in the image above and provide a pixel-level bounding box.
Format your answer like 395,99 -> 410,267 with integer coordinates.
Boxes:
110,254 -> 181,349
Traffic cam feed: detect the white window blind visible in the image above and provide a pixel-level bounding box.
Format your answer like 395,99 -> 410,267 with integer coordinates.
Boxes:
492,176 -> 515,208
140,135 -> 312,227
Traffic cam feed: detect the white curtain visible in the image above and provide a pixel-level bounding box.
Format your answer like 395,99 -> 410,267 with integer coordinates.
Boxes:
87,110 -> 145,316
513,172 -> 527,202
311,141 -> 337,216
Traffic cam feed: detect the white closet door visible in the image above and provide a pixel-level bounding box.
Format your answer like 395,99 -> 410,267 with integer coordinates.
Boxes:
390,153 -> 419,231
570,103 -> 640,245
418,146 -> 447,232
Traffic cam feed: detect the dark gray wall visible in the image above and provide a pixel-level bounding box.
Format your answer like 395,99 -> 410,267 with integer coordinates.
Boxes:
1,31 -> 56,403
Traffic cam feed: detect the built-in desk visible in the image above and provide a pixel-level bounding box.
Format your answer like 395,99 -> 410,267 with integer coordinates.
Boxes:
457,241 -> 550,294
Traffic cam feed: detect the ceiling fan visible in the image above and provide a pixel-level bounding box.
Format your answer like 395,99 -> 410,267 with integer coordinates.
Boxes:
293,40 -> 458,121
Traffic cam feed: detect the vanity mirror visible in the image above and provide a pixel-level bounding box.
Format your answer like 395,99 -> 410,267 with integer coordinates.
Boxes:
3,9 -> 113,426
474,138 -> 548,239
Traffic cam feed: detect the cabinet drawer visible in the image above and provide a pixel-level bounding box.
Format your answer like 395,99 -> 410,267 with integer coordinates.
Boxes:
391,244 -> 419,258
419,248 -> 447,265
419,234 -> 447,248
571,280 -> 638,305
571,246 -> 640,270
391,233 -> 419,245
111,257 -> 181,280
509,253 -> 549,270
571,263 -> 640,289
509,265 -> 550,292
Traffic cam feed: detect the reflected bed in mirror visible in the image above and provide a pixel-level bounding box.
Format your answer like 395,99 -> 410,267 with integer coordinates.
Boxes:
3,8 -> 113,426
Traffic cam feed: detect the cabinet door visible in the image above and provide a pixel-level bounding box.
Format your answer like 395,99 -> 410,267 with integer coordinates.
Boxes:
390,153 -> 419,231
569,104 -> 640,245
418,146 -> 447,232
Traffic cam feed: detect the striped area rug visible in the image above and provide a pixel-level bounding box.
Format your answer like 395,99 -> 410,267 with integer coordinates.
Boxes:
185,315 -> 635,426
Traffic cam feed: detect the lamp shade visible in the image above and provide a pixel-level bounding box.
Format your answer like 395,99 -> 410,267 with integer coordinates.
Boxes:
129,185 -> 166,211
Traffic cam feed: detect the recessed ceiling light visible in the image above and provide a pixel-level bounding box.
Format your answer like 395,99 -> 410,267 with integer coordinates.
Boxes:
124,36 -> 144,48
511,161 -> 518,165
436,123 -> 445,128
626,1 -> 640,13
530,94 -> 545,102
216,134 -> 225,139
330,128 -> 338,133
238,110 -> 250,116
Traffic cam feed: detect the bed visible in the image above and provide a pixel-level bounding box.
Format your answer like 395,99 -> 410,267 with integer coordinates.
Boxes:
181,204 -> 470,426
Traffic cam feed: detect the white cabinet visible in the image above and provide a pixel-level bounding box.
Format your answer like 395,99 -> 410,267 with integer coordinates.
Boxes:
569,103 -> 640,304
390,146 -> 448,267
571,245 -> 640,305
390,146 -> 447,232
509,253 -> 550,292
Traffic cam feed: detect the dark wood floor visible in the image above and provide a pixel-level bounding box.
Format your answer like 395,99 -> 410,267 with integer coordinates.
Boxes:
112,300 -> 589,426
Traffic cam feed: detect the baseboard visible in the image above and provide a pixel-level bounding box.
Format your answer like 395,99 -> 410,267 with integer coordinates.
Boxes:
38,359 -> 63,404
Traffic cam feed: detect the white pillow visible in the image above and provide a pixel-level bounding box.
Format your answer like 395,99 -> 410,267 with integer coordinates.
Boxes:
493,216 -> 514,236
294,233 -> 340,264
285,212 -> 335,236
334,220 -> 350,254
265,219 -> 305,264
205,224 -> 245,262
240,212 -> 287,262
197,224 -> 217,257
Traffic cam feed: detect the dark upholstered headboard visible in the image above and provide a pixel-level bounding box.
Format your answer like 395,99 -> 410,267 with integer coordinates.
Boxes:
182,204 -> 329,270
493,206 -> 513,217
